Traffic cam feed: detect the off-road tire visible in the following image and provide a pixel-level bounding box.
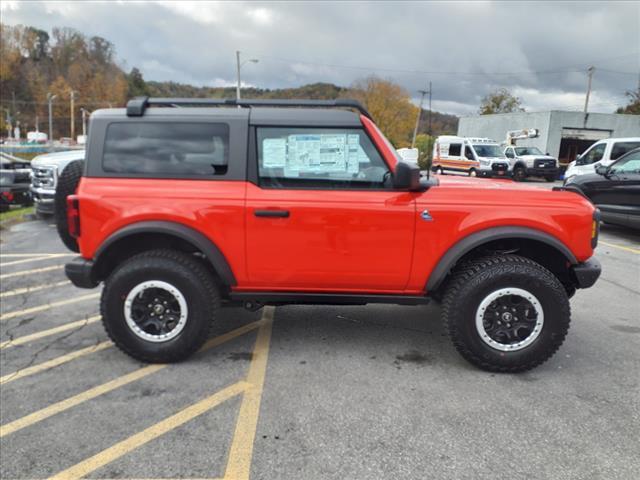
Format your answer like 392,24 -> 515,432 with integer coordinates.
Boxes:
442,254 -> 570,373
54,159 -> 84,252
101,249 -> 220,363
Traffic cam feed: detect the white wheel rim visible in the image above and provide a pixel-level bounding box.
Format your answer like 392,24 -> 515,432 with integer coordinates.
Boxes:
469,170 -> 476,177
475,288 -> 544,352
124,280 -> 188,343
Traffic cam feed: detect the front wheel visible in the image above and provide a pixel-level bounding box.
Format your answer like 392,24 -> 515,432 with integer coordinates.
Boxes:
513,167 -> 526,182
101,249 -> 220,363
442,254 -> 570,373
468,168 -> 477,177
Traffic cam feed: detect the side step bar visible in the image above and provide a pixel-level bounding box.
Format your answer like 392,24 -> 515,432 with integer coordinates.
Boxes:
229,292 -> 430,308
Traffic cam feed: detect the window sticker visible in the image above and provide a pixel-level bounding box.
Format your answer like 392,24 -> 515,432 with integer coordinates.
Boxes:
262,138 -> 287,168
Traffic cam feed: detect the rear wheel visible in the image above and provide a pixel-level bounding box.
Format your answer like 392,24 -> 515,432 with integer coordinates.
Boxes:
101,249 -> 220,363
442,254 -> 570,372
54,160 -> 84,252
436,166 -> 444,175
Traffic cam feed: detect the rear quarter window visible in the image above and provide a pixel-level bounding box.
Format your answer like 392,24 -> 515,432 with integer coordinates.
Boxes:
611,141 -> 640,160
102,122 -> 229,176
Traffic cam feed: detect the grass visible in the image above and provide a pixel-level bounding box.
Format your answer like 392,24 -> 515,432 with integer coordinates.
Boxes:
0,206 -> 35,223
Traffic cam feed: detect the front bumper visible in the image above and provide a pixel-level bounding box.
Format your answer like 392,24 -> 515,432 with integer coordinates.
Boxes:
526,167 -> 559,178
479,164 -> 511,178
572,257 -> 601,289
65,257 -> 99,288
30,186 -> 55,214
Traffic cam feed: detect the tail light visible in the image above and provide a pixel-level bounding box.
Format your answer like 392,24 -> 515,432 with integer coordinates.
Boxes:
67,195 -> 80,238
591,208 -> 601,248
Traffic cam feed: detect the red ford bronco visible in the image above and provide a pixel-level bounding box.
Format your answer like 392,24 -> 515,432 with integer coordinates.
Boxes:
57,97 -> 601,372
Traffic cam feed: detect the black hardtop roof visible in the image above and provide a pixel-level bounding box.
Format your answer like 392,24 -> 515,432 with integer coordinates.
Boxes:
125,96 -> 371,120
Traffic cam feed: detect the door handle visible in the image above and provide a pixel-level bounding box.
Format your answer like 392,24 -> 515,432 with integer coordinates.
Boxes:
254,209 -> 290,218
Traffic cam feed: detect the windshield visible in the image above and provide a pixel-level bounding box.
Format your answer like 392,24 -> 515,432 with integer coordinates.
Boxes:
515,147 -> 543,156
472,145 -> 505,158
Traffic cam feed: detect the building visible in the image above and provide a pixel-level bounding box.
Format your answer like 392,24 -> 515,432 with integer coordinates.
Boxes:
457,111 -> 640,167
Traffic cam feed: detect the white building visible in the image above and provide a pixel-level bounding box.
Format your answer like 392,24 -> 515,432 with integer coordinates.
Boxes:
458,111 -> 640,167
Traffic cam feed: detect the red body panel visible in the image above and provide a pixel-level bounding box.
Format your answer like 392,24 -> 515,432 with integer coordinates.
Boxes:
75,118 -> 596,296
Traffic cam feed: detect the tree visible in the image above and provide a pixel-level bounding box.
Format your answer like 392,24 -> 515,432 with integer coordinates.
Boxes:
127,67 -> 150,97
414,133 -> 435,170
344,76 -> 418,147
479,88 -> 525,115
616,88 -> 640,114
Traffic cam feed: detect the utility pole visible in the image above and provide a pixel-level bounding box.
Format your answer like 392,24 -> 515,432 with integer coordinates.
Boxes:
70,90 -> 76,140
47,92 -> 57,144
411,89 -> 428,148
583,66 -> 595,113
427,81 -> 432,137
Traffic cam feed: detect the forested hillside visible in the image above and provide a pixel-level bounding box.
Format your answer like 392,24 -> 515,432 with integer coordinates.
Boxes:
1,23 -> 458,142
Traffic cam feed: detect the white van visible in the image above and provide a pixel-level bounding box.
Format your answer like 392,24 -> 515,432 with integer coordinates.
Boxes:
432,136 -> 510,177
564,137 -> 640,183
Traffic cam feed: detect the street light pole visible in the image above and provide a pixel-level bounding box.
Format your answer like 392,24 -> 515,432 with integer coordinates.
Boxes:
81,108 -> 88,137
47,92 -> 57,144
235,51 -> 259,102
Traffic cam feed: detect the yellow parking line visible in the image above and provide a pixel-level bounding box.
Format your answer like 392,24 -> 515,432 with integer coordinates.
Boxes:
0,320 -> 262,436
599,241 -> 640,255
48,381 -> 249,480
0,280 -> 71,298
0,315 -> 101,350
0,341 -> 112,385
224,307 -> 275,480
0,264 -> 63,280
0,292 -> 100,322
0,253 -> 67,257
0,254 -> 74,267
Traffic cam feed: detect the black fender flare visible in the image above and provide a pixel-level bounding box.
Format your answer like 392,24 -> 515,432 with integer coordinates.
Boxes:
94,221 -> 237,286
426,226 -> 577,292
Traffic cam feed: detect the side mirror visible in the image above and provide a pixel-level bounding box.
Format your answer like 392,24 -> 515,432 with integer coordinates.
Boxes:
393,161 -> 422,191
595,165 -> 608,176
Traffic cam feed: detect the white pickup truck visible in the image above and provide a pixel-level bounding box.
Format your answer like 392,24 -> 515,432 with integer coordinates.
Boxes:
503,146 -> 559,182
30,149 -> 85,216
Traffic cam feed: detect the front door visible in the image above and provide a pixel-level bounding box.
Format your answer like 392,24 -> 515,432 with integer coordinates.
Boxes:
245,126 -> 416,292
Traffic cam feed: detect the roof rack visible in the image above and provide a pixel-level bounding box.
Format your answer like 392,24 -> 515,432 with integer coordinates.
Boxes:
126,96 -> 372,119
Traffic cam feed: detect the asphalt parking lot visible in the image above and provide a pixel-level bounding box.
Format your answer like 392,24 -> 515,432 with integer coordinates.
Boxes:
1,198 -> 639,479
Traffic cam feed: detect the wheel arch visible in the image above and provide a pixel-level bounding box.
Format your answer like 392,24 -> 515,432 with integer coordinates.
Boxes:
426,226 -> 578,293
93,221 -> 237,287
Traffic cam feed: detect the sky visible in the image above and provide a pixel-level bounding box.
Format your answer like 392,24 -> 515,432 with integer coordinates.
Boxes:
1,0 -> 639,116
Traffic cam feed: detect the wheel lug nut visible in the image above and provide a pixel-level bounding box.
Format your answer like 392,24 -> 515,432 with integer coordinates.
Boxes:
147,304 -> 152,308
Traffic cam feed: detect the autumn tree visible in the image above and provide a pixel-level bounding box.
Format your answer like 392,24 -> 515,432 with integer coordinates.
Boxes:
414,133 -> 435,170
127,68 -> 150,97
616,88 -> 640,114
344,76 -> 418,147
479,88 -> 525,115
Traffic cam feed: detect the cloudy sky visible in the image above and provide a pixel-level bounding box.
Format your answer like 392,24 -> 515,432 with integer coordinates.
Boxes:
2,0 -> 639,115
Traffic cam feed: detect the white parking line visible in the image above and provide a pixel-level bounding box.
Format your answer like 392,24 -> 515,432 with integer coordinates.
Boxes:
0,293 -> 100,322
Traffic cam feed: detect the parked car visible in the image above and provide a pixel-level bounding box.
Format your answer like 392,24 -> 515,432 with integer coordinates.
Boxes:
432,136 -> 510,178
564,137 -> 640,183
563,148 -> 640,230
0,155 -> 32,212
58,97 -> 600,373
30,149 -> 85,216
503,146 -> 558,182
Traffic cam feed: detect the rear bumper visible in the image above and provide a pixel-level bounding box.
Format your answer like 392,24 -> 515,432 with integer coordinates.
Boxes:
572,257 -> 601,289
65,257 -> 99,288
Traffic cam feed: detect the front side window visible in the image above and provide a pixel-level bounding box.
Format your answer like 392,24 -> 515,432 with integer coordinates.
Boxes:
257,128 -> 390,189
582,143 -> 606,164
464,146 -> 475,160
610,151 -> 640,174
611,142 -> 640,160
504,148 -> 514,159
103,122 -> 229,176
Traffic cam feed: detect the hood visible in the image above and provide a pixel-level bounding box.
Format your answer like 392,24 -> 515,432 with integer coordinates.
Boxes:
31,149 -> 85,167
518,154 -> 556,161
437,175 -> 538,190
